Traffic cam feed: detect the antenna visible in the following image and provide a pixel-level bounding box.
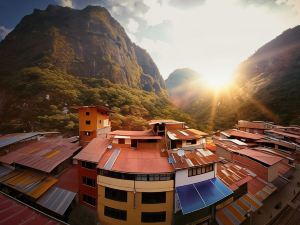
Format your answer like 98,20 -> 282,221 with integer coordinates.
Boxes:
177,149 -> 185,157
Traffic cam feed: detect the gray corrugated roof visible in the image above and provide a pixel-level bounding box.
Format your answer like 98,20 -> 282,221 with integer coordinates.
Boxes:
0,166 -> 12,177
0,132 -> 40,149
37,186 -> 76,215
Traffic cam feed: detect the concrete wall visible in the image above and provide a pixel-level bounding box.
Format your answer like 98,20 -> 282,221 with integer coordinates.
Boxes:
175,169 -> 215,187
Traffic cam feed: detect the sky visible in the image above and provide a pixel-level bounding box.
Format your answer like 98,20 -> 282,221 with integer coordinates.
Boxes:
0,0 -> 299,80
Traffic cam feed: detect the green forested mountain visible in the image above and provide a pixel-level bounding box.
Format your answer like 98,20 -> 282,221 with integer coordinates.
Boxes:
166,26 -> 300,130
0,5 -> 194,135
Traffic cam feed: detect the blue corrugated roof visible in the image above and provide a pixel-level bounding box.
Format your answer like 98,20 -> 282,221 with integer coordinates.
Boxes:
176,178 -> 233,215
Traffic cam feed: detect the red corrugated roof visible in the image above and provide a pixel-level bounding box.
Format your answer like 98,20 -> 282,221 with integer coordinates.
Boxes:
74,137 -> 110,163
0,193 -> 61,225
266,129 -> 300,139
237,120 -> 270,129
0,137 -> 80,173
56,165 -> 79,193
167,129 -> 202,140
217,163 -> 253,191
236,149 -> 283,166
110,130 -> 154,136
225,129 -> 265,140
98,145 -> 173,173
169,149 -> 219,170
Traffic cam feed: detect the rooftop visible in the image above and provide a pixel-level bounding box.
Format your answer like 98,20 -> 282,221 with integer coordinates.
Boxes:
148,119 -> 185,125
167,129 -> 203,140
237,120 -> 273,129
98,145 -> 173,174
0,193 -> 62,225
74,137 -> 111,163
0,132 -> 46,149
235,148 -> 284,166
223,129 -> 265,140
265,129 -> 300,139
217,163 -> 253,191
71,105 -> 110,112
169,149 -> 219,170
109,129 -> 162,139
0,136 -> 81,173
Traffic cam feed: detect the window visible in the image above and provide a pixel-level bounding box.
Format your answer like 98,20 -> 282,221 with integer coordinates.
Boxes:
104,206 -> 127,221
188,164 -> 214,177
186,139 -> 197,145
86,111 -> 90,116
99,120 -> 102,124
118,139 -> 125,144
85,120 -> 91,125
81,161 -> 96,169
142,192 -> 166,204
98,169 -> 174,181
85,131 -> 91,136
83,194 -> 96,206
141,212 -> 166,223
82,176 -> 96,187
105,187 -> 127,202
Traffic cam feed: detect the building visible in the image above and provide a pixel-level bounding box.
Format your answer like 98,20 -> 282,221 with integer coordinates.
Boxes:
220,129 -> 265,144
72,105 -> 111,146
236,120 -> 274,134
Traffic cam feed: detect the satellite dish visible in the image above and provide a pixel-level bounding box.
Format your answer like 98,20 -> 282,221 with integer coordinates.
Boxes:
177,149 -> 185,157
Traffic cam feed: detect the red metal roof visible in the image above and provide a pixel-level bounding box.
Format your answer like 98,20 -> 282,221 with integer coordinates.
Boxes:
266,129 -> 300,139
237,120 -> 272,130
0,193 -> 61,225
56,165 -> 79,193
148,119 -> 184,125
74,137 -> 111,163
109,130 -> 162,139
217,163 -> 253,191
224,129 -> 265,140
167,129 -> 202,140
0,137 -> 80,173
235,148 -> 284,166
169,149 -> 219,170
98,145 -> 173,174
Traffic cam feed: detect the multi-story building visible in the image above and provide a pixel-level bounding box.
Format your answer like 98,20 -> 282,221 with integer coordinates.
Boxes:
74,109 -> 234,225
72,105 -> 111,146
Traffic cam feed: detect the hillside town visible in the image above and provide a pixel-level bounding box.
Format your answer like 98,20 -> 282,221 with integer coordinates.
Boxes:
0,106 -> 299,225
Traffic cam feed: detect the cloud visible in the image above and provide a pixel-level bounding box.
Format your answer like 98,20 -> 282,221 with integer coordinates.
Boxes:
276,0 -> 300,14
56,0 -> 73,7
169,0 -> 206,9
0,26 -> 12,40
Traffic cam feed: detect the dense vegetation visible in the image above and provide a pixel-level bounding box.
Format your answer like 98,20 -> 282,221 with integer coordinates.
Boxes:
0,67 -> 195,135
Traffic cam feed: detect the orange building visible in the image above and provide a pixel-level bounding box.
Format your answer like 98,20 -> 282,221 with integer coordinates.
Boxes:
73,105 -> 111,146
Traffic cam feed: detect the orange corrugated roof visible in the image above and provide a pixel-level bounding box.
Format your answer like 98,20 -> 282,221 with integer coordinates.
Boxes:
74,137 -> 111,163
98,146 -> 173,173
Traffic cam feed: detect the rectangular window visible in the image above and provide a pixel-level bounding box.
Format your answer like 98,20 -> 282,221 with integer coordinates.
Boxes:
85,131 -> 91,136
141,212 -> 166,223
83,194 -> 96,206
99,120 -> 101,124
82,176 -> 96,187
86,111 -> 90,116
191,139 -> 197,144
104,206 -> 127,221
81,161 -> 96,170
85,120 -> 91,125
142,192 -> 166,204
149,174 -> 160,181
105,187 -> 127,202
118,139 -> 125,144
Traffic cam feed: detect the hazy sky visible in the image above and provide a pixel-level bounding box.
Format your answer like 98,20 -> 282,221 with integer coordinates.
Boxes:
0,0 -> 299,80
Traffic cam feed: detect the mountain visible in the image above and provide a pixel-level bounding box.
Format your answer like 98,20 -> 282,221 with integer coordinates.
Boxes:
166,26 -> 300,130
0,5 -> 195,134
234,25 -> 300,124
165,68 -> 212,108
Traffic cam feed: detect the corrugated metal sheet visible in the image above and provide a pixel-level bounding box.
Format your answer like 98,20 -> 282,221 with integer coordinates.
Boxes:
216,193 -> 262,225
0,170 -> 58,199
0,193 -> 61,225
37,186 -> 76,216
0,132 -> 40,149
0,166 -> 13,177
0,136 -> 81,173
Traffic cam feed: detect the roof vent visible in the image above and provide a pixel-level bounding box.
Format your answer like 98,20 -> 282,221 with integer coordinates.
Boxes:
107,144 -> 112,150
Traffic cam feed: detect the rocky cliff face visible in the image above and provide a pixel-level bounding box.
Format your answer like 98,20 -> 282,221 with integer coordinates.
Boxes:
0,5 -> 165,92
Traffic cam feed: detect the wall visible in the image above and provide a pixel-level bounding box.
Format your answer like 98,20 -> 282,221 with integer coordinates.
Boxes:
78,161 -> 98,209
268,163 -> 279,182
232,154 -> 271,181
97,176 -> 174,225
175,169 -> 215,187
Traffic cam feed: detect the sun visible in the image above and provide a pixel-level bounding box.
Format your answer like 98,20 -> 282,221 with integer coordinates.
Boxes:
201,67 -> 234,91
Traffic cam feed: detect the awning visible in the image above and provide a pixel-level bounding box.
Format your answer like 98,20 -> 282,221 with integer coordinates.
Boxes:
176,178 -> 233,215
216,193 -> 262,225
37,186 -> 76,216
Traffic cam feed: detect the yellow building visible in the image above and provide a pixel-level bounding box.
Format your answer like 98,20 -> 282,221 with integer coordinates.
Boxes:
97,130 -> 174,225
